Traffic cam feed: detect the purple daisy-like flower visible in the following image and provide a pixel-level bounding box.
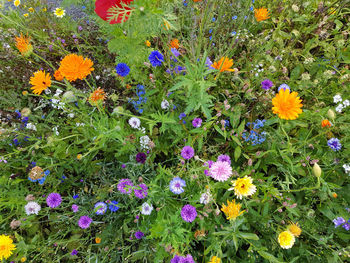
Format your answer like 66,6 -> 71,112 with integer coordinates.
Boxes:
171,255 -> 183,263
342,223 -> 350,231
134,184 -> 148,199
46,193 -> 62,208
217,154 -> 231,164
327,138 -> 342,151
136,152 -> 147,164
78,216 -> 92,229
333,217 -> 346,227
94,202 -> 107,215
117,179 -> 134,194
169,177 -> 186,194
71,249 -> 78,256
72,204 -> 79,213
192,118 -> 202,128
206,57 -> 214,69
181,204 -> 197,222
180,254 -> 195,263
135,231 -> 144,239
149,50 -> 164,67
181,146 -> 194,160
171,48 -> 180,58
261,79 -> 273,90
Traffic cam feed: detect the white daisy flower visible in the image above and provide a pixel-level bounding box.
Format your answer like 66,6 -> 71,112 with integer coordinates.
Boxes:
335,104 -> 344,113
128,117 -> 141,129
161,99 -> 170,110
25,201 -> 41,215
333,94 -> 342,103
141,202 -> 153,215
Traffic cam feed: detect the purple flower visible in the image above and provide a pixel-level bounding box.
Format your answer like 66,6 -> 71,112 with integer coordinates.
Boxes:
136,152 -> 147,164
181,146 -> 194,160
342,223 -> 350,231
261,79 -> 273,90
149,51 -> 164,67
192,118 -> 202,128
117,179 -> 133,194
179,112 -> 186,120
204,160 -> 214,168
278,83 -> 290,92
78,216 -> 92,229
71,249 -> 78,256
180,254 -> 195,263
134,184 -> 148,199
134,231 -> 144,239
217,154 -> 231,164
46,193 -> 62,208
78,26 -> 83,31
171,48 -> 180,57
181,204 -> 197,222
72,204 -> 79,213
333,217 -> 346,227
327,138 -> 342,151
205,57 -> 214,69
171,255 -> 184,263
94,202 -> 107,215
169,177 -> 186,194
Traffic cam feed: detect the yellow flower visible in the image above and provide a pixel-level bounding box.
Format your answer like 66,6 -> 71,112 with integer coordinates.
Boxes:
287,222 -> 302,237
145,40 -> 151,47
29,71 -> 52,95
221,200 -> 245,220
211,57 -> 235,72
21,257 -> 27,262
89,88 -> 106,106
42,7 -> 47,12
23,13 -> 29,17
22,91 -> 28,96
254,8 -> 270,22
278,231 -> 295,249
15,33 -> 33,56
77,154 -> 82,160
28,7 -> 34,12
54,8 -> 65,18
209,256 -> 221,263
228,176 -> 256,199
95,237 -> 101,244
0,234 -> 16,260
272,89 -> 303,120
13,0 -> 20,7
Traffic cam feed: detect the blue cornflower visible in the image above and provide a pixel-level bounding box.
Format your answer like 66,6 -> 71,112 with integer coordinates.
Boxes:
179,113 -> 186,120
212,17 -> 216,22
109,201 -> 119,212
232,15 -> 237,20
115,63 -> 130,77
278,84 -> 290,92
73,195 -> 79,199
209,29 -> 213,34
169,177 -> 186,194
333,217 -> 346,227
94,202 -> 107,215
327,138 -> 342,151
149,51 -> 164,67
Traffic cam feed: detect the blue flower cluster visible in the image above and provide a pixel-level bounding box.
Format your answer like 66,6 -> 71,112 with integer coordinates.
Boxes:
15,110 -> 29,129
129,85 -> 147,114
242,119 -> 266,145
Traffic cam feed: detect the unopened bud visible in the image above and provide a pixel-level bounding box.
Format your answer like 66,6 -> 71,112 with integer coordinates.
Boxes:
327,109 -> 336,120
312,163 -> 322,177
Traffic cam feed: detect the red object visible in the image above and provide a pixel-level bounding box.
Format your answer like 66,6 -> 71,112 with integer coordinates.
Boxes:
95,0 -> 134,24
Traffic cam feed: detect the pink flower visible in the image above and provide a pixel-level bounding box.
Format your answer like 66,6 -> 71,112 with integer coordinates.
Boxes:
209,161 -> 232,182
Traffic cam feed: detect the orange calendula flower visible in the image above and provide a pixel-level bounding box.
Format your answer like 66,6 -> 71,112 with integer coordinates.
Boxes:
89,88 -> 106,105
272,89 -> 303,120
95,237 -> 101,244
193,0 -> 202,2
211,57 -> 235,72
169,39 -> 179,49
29,70 -> 51,95
145,40 -> 151,47
332,192 -> 337,198
221,200 -> 245,220
58,54 -> 94,82
15,33 -> 33,56
254,8 -> 270,22
321,119 -> 332,128
54,70 -> 64,81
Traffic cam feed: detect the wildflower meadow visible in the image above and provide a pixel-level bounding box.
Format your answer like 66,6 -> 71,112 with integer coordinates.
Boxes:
0,0 -> 350,262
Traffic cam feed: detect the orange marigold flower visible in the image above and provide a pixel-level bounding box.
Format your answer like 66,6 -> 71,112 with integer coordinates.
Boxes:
254,8 -> 270,22
272,89 -> 303,120
29,70 -> 51,95
89,88 -> 105,105
54,70 -> 64,81
145,40 -> 151,47
95,237 -> 101,244
169,39 -> 179,49
193,0 -> 202,2
321,119 -> 332,128
15,33 -> 33,56
211,57 -> 235,72
58,54 -> 94,82
332,192 -> 337,198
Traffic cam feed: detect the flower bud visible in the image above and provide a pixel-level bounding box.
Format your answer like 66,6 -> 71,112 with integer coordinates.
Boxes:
62,91 -> 76,103
327,109 -> 335,120
312,163 -> 322,177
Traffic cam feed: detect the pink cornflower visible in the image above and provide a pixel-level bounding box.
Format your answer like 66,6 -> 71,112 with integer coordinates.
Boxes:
210,161 -> 232,182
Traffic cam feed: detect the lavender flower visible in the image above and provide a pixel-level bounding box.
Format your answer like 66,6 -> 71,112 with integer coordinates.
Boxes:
342,223 -> 350,231
72,204 -> 79,213
136,152 -> 147,164
169,177 -> 186,194
181,204 -> 197,222
71,249 -> 78,256
180,254 -> 195,263
171,48 -> 180,57
261,79 -> 273,90
181,146 -> 194,160
206,57 -> 214,69
135,231 -> 144,239
117,179 -> 133,194
46,193 -> 62,208
192,118 -> 202,128
333,217 -> 346,227
171,255 -> 183,263
78,216 -> 92,229
134,184 -> 148,199
217,154 -> 231,164
327,138 -> 342,151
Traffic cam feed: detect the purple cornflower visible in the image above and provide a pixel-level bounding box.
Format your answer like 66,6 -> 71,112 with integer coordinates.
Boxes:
171,48 -> 180,57
115,63 -> 130,77
192,118 -> 202,128
136,152 -> 147,164
171,255 -> 183,263
78,26 -> 83,31
148,51 -> 164,67
169,177 -> 186,194
46,193 -> 62,208
134,231 -> 144,239
117,179 -> 133,194
278,83 -> 290,92
342,223 -> 350,231
333,217 -> 346,227
327,138 -> 342,151
181,204 -> 197,222
78,216 -> 92,229
217,154 -> 231,164
134,184 -> 148,199
94,202 -> 107,215
180,254 -> 195,263
181,146 -> 194,160
261,79 -> 273,90
71,249 -> 78,256
72,204 -> 79,213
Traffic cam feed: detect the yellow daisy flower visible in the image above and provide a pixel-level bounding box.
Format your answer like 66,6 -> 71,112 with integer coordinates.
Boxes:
209,256 -> 221,263
0,234 -> 16,260
287,222 -> 302,237
278,231 -> 295,249
228,176 -> 257,199
13,0 -> 20,7
28,7 -> 34,12
54,8 -> 65,18
221,200 -> 245,220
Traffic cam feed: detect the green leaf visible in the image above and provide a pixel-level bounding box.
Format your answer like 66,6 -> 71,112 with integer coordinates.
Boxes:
234,146 -> 241,162
257,250 -> 285,263
237,232 -> 259,240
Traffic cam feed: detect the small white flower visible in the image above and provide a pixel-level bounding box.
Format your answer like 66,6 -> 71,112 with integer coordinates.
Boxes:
140,135 -> 150,149
335,104 -> 344,113
96,75 -> 101,80
333,94 -> 342,103
52,126 -> 59,136
200,191 -> 212,205
141,202 -> 153,215
25,201 -> 41,215
343,164 -> 350,174
55,89 -> 63,95
44,89 -> 51,95
161,99 -> 170,110
128,117 -> 141,129
343,99 -> 349,107
26,123 -> 37,131
68,113 -> 75,118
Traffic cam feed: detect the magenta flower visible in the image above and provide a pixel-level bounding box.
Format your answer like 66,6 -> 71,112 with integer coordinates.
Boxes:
72,204 -> 79,213
181,204 -> 197,222
261,79 -> 273,90
117,178 -> 133,194
78,216 -> 92,229
181,146 -> 194,160
134,184 -> 148,199
210,161 -> 232,182
192,118 -> 202,128
134,231 -> 144,239
46,193 -> 62,208
217,154 -> 231,164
